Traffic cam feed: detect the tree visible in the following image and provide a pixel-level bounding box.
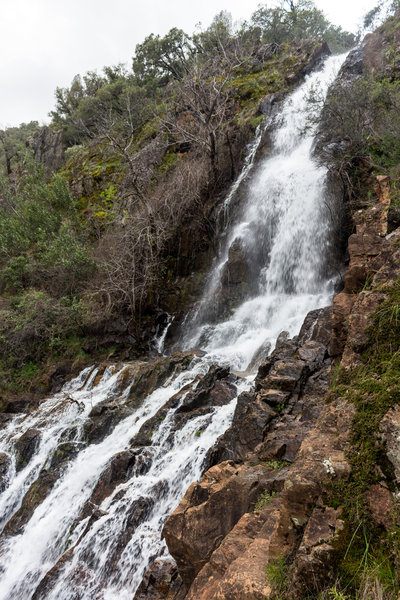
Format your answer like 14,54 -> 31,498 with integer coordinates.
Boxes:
132,28 -> 194,89
250,0 -> 355,51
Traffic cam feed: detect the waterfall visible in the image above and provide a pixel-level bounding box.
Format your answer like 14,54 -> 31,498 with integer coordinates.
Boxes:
183,52 -> 346,371
0,52 -> 346,600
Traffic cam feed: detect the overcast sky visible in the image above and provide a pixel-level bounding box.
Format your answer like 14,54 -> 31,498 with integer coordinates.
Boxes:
0,0 -> 377,128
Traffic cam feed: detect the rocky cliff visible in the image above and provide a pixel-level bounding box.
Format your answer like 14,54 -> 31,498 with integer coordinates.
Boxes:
133,25 -> 400,599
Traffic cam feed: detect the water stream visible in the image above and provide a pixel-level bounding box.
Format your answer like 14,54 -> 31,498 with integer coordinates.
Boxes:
0,52 -> 345,599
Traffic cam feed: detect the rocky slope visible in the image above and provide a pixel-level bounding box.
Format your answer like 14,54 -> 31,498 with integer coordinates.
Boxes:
133,179 -> 400,600
132,29 -> 400,598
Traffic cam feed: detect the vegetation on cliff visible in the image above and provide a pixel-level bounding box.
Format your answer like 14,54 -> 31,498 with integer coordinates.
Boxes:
0,1 -> 356,395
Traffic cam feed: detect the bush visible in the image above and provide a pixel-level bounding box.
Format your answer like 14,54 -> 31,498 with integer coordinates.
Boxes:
0,290 -> 89,365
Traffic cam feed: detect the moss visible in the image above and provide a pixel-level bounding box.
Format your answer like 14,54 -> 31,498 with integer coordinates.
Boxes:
325,279 -> 400,595
261,459 -> 290,471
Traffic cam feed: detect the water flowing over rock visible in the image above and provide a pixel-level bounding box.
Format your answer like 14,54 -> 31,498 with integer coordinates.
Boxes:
0,52 -> 347,599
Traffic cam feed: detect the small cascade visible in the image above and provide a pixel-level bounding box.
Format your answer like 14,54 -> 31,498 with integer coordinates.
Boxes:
0,52 -> 346,600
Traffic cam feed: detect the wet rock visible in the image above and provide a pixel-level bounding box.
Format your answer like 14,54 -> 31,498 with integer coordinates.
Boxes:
3,397 -> 33,414
133,558 -> 186,600
207,392 -> 275,464
91,450 -> 137,505
340,44 -> 365,79
259,91 -> 284,116
0,452 -> 11,493
125,351 -> 198,404
5,440 -> 85,535
163,461 -> 273,586
132,365 -> 238,449
15,428 -> 41,471
84,402 -> 133,444
302,40 -> 331,76
4,470 -> 57,535
221,240 -> 250,286
49,441 -> 86,469
177,366 -> 233,413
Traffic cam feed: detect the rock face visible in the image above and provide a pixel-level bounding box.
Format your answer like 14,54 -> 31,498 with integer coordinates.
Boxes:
157,170 -> 400,598
159,319 -> 356,599
27,126 -> 65,178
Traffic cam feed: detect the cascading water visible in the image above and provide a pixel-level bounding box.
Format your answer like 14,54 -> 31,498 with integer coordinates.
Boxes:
183,52 -> 346,371
0,52 -> 346,600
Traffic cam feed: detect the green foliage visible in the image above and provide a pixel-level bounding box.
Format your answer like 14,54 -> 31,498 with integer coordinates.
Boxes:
0,156 -> 95,295
251,0 -> 355,52
254,490 -> 278,510
262,459 -> 290,471
266,556 -> 289,595
132,27 -> 193,89
0,121 -> 41,176
318,74 -> 400,202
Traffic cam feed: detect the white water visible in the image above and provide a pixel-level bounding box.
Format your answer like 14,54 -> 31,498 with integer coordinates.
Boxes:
0,53 -> 345,599
184,53 -> 346,371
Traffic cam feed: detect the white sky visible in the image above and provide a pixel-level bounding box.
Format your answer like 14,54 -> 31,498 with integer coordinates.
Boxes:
0,0 -> 377,127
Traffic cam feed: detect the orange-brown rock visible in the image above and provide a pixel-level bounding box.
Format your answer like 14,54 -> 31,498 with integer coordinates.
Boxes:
367,484 -> 393,530
162,461 -> 276,586
185,499 -> 281,600
340,290 -> 387,369
291,504 -> 344,596
330,291 -> 356,358
380,407 -> 400,485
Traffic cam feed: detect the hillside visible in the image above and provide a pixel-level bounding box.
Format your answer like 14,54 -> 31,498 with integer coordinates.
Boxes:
1,2 -> 400,600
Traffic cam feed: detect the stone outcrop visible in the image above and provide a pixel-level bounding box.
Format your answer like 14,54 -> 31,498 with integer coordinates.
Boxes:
157,315 -> 357,599
27,126 -> 64,178
155,171 -> 400,599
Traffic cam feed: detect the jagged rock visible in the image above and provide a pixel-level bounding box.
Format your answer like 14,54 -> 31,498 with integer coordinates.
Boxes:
330,292 -> 356,358
341,291 -> 387,369
133,558 -> 185,600
27,126 -> 64,178
15,428 -> 41,471
291,504 -> 344,596
0,452 -> 11,493
84,352 -> 199,444
132,365 -> 238,448
177,366 -> 232,413
163,461 -> 274,587
84,401 -> 133,444
91,450 -> 136,505
298,307 -> 332,347
185,500 -> 281,600
380,407 -> 400,485
206,392 -> 275,464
